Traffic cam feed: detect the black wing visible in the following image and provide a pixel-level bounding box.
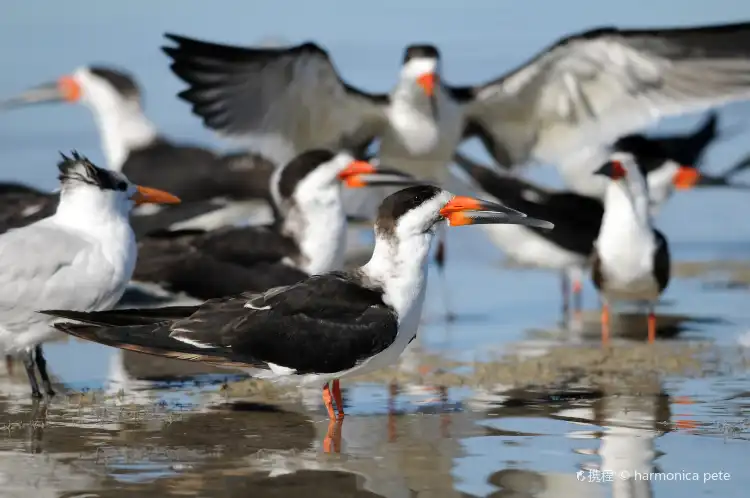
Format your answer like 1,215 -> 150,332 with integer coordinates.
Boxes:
174,272 -> 399,374
460,22 -> 750,167
162,34 -> 389,165
124,139 -> 276,202
454,153 -> 603,255
47,273 -> 399,375
653,229 -> 671,293
0,184 -> 58,235
134,227 -> 305,299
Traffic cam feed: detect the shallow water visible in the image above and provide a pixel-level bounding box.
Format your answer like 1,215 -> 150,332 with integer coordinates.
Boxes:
2,1 -> 750,497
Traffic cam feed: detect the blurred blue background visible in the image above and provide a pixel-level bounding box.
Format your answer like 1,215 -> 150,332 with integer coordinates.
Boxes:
2,0 -> 750,188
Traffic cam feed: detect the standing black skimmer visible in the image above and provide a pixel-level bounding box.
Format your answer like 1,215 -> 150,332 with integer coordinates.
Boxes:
162,23 -> 750,184
591,154 -> 671,344
128,150 -> 419,302
42,185 -> 554,419
452,149 -> 711,321
0,152 -> 180,398
0,65 -> 276,227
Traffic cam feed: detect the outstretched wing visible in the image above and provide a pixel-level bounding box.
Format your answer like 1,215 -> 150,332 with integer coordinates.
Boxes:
163,34 -> 389,165
461,22 -> 750,167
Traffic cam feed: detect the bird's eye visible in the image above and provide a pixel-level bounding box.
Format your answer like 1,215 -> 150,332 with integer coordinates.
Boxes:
117,181 -> 128,191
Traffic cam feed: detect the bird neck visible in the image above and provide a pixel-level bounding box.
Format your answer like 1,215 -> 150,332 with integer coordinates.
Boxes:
360,229 -> 433,319
87,99 -> 158,171
54,189 -> 131,234
282,188 -> 346,275
598,180 -> 655,253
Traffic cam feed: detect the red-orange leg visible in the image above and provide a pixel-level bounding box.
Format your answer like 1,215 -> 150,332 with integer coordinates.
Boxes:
332,379 -> 345,419
322,383 -> 336,420
601,302 -> 610,345
647,306 -> 656,344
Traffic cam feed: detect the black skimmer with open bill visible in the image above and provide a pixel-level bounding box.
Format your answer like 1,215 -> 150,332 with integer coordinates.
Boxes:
163,22 -> 750,186
0,65 -> 277,228
127,150 -> 420,303
0,152 -> 180,398
591,154 -> 671,344
452,149 -> 712,322
42,185 -> 554,419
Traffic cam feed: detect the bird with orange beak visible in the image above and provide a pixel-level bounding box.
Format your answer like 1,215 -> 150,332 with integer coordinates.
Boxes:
42,185 -> 553,422
0,151 -> 180,399
591,152 -> 678,344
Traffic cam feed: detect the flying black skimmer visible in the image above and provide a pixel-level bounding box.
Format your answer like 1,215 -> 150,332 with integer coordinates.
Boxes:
452,149 -> 712,322
0,152 -> 180,398
591,154 -> 671,344
0,65 -> 277,227
162,23 -> 750,185
127,150 -> 419,302
42,185 -> 554,419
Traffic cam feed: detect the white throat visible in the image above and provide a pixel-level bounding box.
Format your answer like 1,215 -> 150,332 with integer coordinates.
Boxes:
388,58 -> 442,156
361,228 -> 433,321
87,99 -> 157,171
282,185 -> 346,275
52,187 -> 137,277
596,178 -> 657,282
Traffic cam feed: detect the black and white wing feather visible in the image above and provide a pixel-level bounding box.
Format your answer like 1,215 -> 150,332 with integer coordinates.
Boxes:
460,22 -> 750,167
162,34 -> 390,165
45,273 -> 399,375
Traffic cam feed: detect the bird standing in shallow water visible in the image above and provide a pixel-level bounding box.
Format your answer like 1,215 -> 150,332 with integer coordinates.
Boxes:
0,152 -> 180,398
42,185 -> 553,419
590,153 -> 677,344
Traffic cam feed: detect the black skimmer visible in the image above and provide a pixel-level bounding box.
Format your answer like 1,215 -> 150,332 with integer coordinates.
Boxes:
128,150 -> 419,302
452,149 -> 710,321
591,154 -> 671,344
0,65 -> 276,226
42,185 -> 554,419
0,152 -> 180,398
162,23 -> 750,182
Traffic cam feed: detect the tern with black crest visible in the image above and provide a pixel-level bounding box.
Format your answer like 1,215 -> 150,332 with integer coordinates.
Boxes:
43,186 -> 553,419
0,152 -> 180,398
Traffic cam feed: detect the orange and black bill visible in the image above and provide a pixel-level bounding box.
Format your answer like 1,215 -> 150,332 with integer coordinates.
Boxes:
338,161 -> 428,188
439,195 -> 554,229
0,76 -> 81,110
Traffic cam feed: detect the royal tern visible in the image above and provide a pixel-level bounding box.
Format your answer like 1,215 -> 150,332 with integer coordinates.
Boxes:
43,185 -> 553,419
0,152 -> 180,398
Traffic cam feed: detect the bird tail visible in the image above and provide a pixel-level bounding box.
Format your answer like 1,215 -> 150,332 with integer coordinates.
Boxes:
40,308 -> 246,367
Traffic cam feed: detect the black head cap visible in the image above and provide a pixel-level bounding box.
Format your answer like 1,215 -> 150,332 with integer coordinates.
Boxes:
277,149 -> 336,199
57,151 -> 129,191
88,66 -> 141,101
375,185 -> 443,236
403,44 -> 441,64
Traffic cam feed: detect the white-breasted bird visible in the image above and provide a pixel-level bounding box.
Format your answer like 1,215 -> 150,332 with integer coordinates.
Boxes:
590,153 -> 671,344
0,152 -> 180,398
42,185 -> 553,419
